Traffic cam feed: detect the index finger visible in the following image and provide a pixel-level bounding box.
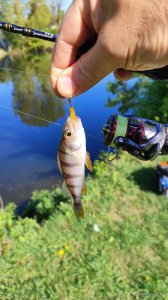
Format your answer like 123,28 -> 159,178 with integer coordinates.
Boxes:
51,1 -> 91,91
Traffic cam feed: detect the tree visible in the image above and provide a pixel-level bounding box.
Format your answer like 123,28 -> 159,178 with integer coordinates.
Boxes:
0,0 -> 26,48
0,0 -> 64,53
107,76 -> 168,123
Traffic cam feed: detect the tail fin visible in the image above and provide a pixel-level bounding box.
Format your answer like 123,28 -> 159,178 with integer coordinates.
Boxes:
0,195 -> 4,210
73,202 -> 84,220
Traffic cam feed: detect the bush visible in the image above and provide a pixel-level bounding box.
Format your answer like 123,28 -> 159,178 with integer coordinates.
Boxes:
22,188 -> 68,222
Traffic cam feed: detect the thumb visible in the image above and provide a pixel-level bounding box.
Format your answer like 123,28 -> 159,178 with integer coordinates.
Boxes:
56,39 -> 117,98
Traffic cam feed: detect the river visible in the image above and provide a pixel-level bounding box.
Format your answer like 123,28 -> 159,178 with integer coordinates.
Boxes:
0,54 -> 120,205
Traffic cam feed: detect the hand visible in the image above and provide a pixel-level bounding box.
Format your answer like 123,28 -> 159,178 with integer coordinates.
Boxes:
51,0 -> 168,98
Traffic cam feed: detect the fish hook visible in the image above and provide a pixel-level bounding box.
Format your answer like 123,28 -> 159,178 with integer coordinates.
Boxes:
68,98 -> 72,107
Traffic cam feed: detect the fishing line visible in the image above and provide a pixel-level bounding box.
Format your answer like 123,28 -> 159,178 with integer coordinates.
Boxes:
0,65 -> 102,141
85,134 -> 102,142
0,104 -> 63,126
0,104 -> 102,141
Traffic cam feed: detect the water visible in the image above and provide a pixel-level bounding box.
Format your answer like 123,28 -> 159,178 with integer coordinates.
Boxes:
0,55 -> 119,205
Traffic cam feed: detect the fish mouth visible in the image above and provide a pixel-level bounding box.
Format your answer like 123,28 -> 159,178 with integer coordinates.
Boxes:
66,115 -> 82,132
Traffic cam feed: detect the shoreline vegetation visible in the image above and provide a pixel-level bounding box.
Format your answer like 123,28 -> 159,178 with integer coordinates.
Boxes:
0,153 -> 168,299
0,35 -> 54,58
0,0 -> 63,56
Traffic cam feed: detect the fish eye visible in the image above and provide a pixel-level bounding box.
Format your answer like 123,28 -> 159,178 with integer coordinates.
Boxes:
64,130 -> 72,138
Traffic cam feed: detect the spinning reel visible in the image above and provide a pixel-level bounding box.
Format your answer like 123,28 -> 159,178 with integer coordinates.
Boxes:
102,115 -> 168,161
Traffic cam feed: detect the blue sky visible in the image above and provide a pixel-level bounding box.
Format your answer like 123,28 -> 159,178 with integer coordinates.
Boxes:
62,0 -> 72,11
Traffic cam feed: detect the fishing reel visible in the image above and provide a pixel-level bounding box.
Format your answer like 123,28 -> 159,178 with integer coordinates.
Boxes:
102,115 -> 168,161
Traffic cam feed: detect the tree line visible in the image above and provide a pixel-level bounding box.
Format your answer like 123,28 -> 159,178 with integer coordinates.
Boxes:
0,0 -> 64,53
107,76 -> 168,124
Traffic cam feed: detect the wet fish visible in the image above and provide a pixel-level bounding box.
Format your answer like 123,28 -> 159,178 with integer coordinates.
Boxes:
57,107 -> 92,219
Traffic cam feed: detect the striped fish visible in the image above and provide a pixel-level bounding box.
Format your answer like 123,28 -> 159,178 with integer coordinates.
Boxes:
57,107 -> 92,219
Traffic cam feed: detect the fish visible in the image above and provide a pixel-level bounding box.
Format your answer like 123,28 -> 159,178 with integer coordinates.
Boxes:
57,106 -> 92,219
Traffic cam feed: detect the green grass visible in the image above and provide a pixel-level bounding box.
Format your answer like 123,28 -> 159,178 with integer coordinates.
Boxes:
0,153 -> 168,300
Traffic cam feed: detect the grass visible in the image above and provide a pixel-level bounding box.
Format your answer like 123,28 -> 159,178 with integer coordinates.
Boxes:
0,153 -> 168,300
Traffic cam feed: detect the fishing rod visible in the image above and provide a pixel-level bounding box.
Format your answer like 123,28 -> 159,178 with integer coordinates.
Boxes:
1,21 -> 168,80
0,22 -> 57,43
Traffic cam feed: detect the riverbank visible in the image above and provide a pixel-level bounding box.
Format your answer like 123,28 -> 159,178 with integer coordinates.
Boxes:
0,41 -> 53,61
0,153 -> 168,299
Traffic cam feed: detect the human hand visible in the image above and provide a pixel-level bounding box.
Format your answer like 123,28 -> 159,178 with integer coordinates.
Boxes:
51,0 -> 168,98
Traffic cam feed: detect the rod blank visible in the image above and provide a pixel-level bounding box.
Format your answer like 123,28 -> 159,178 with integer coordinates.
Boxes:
0,22 -> 57,42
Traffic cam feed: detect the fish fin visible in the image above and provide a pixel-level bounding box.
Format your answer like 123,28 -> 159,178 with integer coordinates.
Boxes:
0,195 -> 4,210
82,181 -> 87,195
85,152 -> 93,172
57,153 -> 62,174
73,203 -> 84,220
62,181 -> 71,196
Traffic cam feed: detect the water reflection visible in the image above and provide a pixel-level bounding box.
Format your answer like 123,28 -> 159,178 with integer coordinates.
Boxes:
0,54 -> 65,126
0,53 -> 66,205
0,54 -> 12,69
12,72 -> 64,126
0,55 -> 12,82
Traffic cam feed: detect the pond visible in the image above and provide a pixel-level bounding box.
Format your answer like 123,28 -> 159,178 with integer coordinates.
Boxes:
0,54 -> 120,206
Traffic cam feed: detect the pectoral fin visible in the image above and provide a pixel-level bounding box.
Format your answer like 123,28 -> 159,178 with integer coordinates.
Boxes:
62,181 -> 71,196
82,182 -> 87,195
85,152 -> 93,172
57,153 -> 62,174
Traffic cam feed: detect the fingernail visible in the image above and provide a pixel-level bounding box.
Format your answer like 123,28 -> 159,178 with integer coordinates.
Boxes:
58,76 -> 77,97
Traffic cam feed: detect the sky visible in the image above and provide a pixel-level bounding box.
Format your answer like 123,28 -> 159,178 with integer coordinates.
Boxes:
20,0 -> 72,12
62,0 -> 72,11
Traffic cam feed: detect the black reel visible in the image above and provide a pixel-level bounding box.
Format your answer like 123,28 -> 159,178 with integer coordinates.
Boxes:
102,115 -> 168,161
